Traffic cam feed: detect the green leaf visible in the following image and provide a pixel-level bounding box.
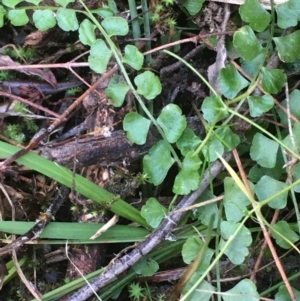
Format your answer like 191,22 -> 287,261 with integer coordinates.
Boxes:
8,9 -> 29,26
282,122 -> 300,152
223,279 -> 259,301
157,104 -> 187,143
195,190 -> 220,229
224,177 -> 252,223
101,16 -> 129,37
219,221 -> 252,265
182,237 -> 214,270
239,0 -> 271,32
2,0 -> 22,8
233,25 -> 263,61
261,67 -> 286,94
141,198 -> 167,228
122,45 -> 144,70
241,53 -> 265,77
275,285 -> 300,301
276,0 -> 300,29
184,278 -> 216,301
276,89 -> 300,125
54,0 -> 75,7
176,127 -> 201,156
133,258 -> 159,277
291,162 -> 300,192
0,142 -> 147,227
173,151 -> 201,195
215,127 -> 240,151
0,222 -> 149,243
33,9 -> 56,31
219,63 -> 249,99
202,137 -> 224,162
79,19 -> 96,46
271,221 -> 299,249
143,140 -> 175,185
255,175 -> 288,209
93,7 -> 114,18
248,95 -> 274,117
250,133 -> 279,168
182,0 -> 205,15
56,8 -> 79,31
273,30 -> 300,63
26,0 -> 41,4
183,0 -> 205,16
201,95 -> 228,125
88,39 -> 112,73
134,71 -> 162,100
123,112 -> 151,145
105,75 -> 129,107
0,6 -> 6,27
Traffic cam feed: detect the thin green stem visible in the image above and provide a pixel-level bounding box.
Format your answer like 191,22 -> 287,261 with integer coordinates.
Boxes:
79,0 -> 182,167
128,0 -> 141,47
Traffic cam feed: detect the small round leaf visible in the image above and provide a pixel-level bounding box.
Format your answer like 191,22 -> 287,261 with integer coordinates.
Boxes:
239,0 -> 271,32
8,9 -> 29,26
122,45 -> 144,70
79,19 -> 96,46
123,112 -> 151,145
143,140 -> 174,185
33,10 -> 56,30
233,25 -> 263,61
134,71 -> 162,100
157,104 -> 187,143
88,39 -> 112,74
101,16 -> 129,37
56,8 -> 78,31
105,75 -> 129,107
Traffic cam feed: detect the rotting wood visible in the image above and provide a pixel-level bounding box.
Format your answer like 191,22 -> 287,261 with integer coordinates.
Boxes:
38,116 -> 204,168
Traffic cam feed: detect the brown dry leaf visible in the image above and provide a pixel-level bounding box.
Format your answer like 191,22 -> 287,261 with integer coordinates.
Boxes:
0,55 -> 57,88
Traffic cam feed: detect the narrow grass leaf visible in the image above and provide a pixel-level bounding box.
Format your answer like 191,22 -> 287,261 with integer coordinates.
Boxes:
0,222 -> 149,243
184,277 -> 216,301
0,141 -> 147,226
